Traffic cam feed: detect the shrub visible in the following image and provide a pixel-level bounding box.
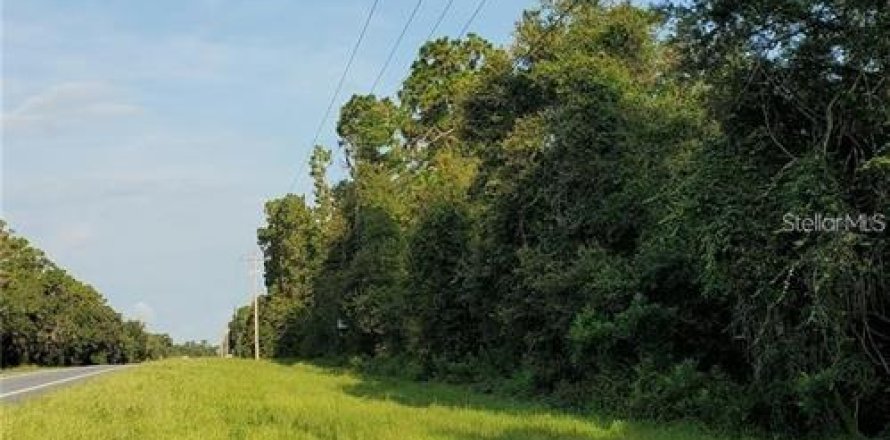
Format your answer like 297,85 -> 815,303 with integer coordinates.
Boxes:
628,360 -> 750,429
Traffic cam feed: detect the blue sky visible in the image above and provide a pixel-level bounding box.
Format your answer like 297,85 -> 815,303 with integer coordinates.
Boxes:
2,0 -> 538,342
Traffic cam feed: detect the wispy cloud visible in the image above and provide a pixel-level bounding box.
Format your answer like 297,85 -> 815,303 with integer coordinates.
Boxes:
55,222 -> 94,250
131,301 -> 157,325
2,81 -> 144,135
2,0 -> 531,342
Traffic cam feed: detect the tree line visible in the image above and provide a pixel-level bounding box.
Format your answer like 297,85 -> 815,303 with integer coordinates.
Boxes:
1,222 -> 216,367
228,0 -> 888,437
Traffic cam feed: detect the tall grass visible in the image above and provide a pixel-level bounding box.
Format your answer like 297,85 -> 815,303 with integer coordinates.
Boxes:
2,358 -> 755,439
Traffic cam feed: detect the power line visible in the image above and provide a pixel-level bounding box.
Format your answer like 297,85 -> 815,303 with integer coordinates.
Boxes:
458,0 -> 488,38
425,0 -> 455,42
312,0 -> 380,148
288,0 -> 492,193
370,0 -> 425,93
288,0 -> 381,193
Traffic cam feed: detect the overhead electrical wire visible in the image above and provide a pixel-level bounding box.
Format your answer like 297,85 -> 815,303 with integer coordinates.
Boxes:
425,0 -> 455,42
288,0 -> 497,193
458,0 -> 488,38
288,0 -> 380,192
370,0 -> 425,93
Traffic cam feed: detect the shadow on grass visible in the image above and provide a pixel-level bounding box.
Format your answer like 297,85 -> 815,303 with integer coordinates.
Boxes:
341,374 -> 631,439
435,426 -> 607,440
269,358 -> 736,440
270,358 -> 302,366
272,358 -> 591,417
340,375 -> 545,414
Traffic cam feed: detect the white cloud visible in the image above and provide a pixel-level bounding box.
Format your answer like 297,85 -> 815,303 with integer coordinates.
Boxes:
2,81 -> 144,135
55,222 -> 94,250
131,301 -> 156,325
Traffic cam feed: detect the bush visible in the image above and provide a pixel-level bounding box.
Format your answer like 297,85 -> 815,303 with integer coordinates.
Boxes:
360,355 -> 425,381
628,360 -> 750,429
491,368 -> 536,397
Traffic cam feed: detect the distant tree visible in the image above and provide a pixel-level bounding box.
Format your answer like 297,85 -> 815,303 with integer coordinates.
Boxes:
1,222 -> 163,367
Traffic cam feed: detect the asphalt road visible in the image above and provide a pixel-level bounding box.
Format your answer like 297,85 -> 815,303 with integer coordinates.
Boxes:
0,364 -> 130,403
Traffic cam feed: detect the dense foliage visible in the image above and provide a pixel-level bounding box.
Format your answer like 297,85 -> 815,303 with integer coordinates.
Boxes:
229,1 -> 888,437
168,340 -> 218,358
1,222 -> 209,366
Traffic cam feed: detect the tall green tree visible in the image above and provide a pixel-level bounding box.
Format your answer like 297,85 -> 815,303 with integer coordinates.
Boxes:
671,0 -> 890,434
1,222 -> 170,367
229,0 -> 889,436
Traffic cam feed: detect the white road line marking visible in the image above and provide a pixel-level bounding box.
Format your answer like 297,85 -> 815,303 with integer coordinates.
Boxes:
0,365 -> 130,399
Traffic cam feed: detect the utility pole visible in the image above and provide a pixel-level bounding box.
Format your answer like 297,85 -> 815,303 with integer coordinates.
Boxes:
244,251 -> 263,360
220,327 -> 229,358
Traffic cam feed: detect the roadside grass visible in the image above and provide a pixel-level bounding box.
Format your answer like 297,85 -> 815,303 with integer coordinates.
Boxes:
2,358 -> 757,440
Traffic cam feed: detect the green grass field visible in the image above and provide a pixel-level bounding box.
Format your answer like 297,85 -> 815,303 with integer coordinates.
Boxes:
2,359 -> 755,440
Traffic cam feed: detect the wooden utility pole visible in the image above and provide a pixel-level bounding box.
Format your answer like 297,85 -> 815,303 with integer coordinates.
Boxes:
244,252 -> 263,360
220,328 -> 228,357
